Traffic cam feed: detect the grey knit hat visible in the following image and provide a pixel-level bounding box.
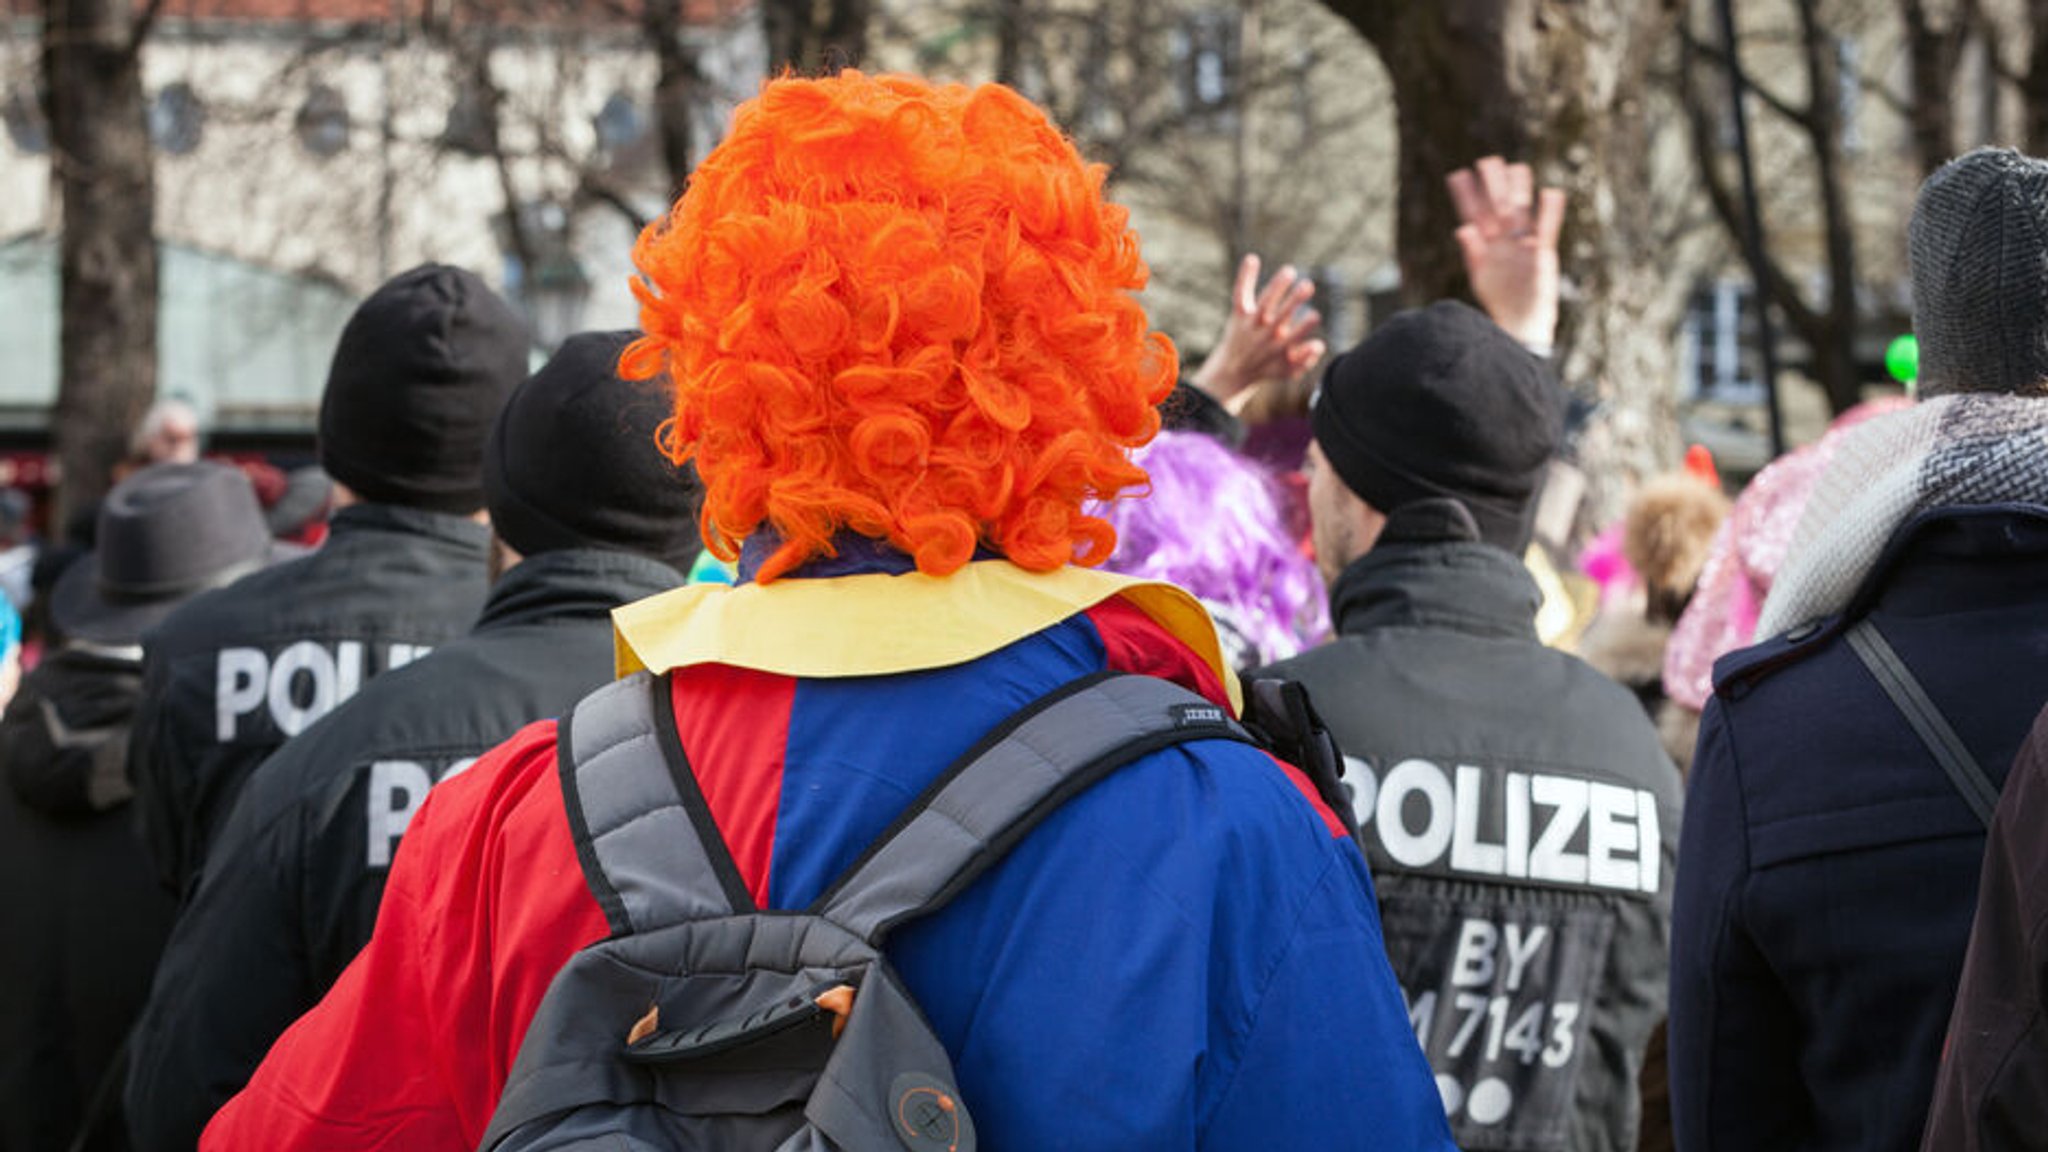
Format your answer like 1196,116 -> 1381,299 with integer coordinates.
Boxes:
1909,147 -> 2048,398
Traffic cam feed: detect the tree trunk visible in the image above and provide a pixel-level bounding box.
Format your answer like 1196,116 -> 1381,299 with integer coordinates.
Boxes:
1798,0 -> 1864,415
1320,0 -> 1683,530
994,0 -> 1026,87
1901,0 -> 1975,177
642,0 -> 699,199
42,0 -> 159,539
762,0 -> 868,73
2028,0 -> 2048,152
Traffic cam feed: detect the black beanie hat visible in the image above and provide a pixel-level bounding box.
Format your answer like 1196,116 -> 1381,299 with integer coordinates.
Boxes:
319,264 -> 531,514
1311,300 -> 1564,552
482,330 -> 703,570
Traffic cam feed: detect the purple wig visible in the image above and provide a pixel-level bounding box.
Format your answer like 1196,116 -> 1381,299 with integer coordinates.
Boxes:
1092,430 -> 1330,671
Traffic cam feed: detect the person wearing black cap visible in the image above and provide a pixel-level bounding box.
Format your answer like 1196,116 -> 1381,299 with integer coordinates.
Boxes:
0,462 -> 279,1152
1255,162 -> 1679,1151
127,264 -> 528,903
124,331 -> 699,1152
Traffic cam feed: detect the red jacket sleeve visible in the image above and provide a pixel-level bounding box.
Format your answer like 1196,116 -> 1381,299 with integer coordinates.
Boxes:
201,720 -> 611,1151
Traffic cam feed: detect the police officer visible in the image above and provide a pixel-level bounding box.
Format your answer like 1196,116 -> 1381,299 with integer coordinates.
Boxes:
124,332 -> 699,1152
128,264 -> 527,897
1259,295 -> 1679,1150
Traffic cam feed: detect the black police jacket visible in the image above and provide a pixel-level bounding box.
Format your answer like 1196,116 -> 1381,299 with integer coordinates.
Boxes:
125,548 -> 682,1152
1259,519 -> 1680,1152
129,503 -> 493,895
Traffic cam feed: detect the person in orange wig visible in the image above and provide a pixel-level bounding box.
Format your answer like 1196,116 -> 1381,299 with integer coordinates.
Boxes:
203,72 -> 1451,1152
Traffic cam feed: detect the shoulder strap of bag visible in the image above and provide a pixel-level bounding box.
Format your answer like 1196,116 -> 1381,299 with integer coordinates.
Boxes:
557,671 -> 754,937
1239,676 -> 1360,840
559,670 -> 1262,941
1845,618 -> 2001,826
812,671 -> 1257,945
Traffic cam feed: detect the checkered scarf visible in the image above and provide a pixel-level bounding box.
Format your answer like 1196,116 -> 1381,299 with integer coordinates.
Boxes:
1756,393 -> 2048,639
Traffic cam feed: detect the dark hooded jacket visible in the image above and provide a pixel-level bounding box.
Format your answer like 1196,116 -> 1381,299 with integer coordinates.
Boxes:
1258,505 -> 1681,1152
124,549 -> 680,1152
0,645 -> 179,1152
128,503 -> 492,895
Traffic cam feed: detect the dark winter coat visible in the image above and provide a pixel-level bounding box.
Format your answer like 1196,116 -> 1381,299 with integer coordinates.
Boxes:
124,549 -> 680,1152
128,503 -> 491,895
0,646 -> 178,1152
1258,514 -> 1681,1152
1671,506 -> 2048,1152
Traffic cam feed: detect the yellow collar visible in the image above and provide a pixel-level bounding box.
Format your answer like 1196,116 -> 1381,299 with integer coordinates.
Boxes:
613,561 -> 1241,713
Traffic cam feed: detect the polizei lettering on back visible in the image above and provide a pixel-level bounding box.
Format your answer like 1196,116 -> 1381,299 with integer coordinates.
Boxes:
367,757 -> 477,868
215,642 -> 432,741
1348,756 -> 1661,895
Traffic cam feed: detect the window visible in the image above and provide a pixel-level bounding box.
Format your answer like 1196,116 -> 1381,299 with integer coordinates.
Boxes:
443,82 -> 494,157
150,82 -> 205,155
1679,280 -> 1766,405
593,91 -> 645,155
1170,10 -> 1240,130
296,85 -> 350,158
2,85 -> 45,155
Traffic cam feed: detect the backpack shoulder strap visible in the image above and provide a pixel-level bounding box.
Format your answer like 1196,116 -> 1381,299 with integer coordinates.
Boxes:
557,671 -> 755,937
1845,618 -> 2001,826
812,671 -> 1258,944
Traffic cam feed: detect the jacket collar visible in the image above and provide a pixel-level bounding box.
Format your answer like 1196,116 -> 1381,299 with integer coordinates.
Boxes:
329,502 -> 492,550
475,549 -> 683,633
611,559 -> 1241,713
1329,540 -> 1542,642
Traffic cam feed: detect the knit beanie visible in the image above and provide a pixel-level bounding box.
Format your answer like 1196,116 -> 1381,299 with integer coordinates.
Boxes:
482,330 -> 703,570
1311,300 -> 1564,552
1909,147 -> 2048,398
319,264 -> 531,513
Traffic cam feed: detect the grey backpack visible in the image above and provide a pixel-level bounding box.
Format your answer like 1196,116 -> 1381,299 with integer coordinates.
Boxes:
479,669 -> 1296,1152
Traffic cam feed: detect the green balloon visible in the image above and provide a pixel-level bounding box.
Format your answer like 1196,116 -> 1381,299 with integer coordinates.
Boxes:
1886,333 -> 1919,385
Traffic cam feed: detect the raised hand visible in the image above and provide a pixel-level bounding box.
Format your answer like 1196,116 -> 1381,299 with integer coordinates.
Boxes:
1446,156 -> 1566,352
1191,254 -> 1328,415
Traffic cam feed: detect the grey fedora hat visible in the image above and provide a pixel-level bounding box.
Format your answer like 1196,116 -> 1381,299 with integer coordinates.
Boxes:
50,461 -> 278,645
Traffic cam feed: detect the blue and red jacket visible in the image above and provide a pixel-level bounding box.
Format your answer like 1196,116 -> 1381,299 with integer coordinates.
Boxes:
207,559 -> 1452,1150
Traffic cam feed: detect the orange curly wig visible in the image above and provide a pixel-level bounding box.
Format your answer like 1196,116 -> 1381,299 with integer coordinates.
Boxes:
620,72 -> 1177,583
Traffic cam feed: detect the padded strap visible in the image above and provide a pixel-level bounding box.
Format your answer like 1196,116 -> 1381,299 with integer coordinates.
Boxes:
559,673 -> 752,936
814,673 -> 1256,944
1846,619 -> 2000,827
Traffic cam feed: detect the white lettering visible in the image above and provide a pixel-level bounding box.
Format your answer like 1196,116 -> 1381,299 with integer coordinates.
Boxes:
336,640 -> 364,703
215,648 -> 267,741
1358,759 -> 1656,894
268,641 -> 337,737
1637,790 -> 1663,894
1528,775 -> 1589,886
1451,765 -> 1505,875
1407,987 -> 1437,1042
389,643 -> 431,670
1586,782 -> 1642,891
367,758 -> 477,868
366,760 -> 435,868
1377,760 -> 1455,868
1345,755 -> 1378,827
1503,771 -> 1530,880
1502,923 -> 1550,994
1450,919 -> 1498,987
